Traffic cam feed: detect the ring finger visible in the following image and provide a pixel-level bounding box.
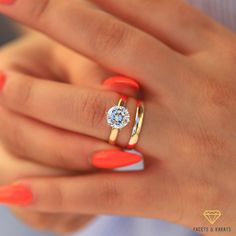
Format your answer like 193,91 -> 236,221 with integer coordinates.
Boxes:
0,71 -> 170,158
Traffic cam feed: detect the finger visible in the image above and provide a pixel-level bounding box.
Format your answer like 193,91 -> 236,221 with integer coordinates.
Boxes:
0,145 -> 69,185
0,71 -> 175,158
0,106 -> 142,170
0,72 -> 146,150
0,106 -> 130,170
93,0 -> 222,54
0,0 -> 185,91
52,45 -> 113,86
0,71 -> 136,147
63,54 -> 140,98
30,173 -> 143,214
0,33 -> 56,80
3,168 -> 179,221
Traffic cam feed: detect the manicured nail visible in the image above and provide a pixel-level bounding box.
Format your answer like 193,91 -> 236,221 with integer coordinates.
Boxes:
0,184 -> 33,206
0,71 -> 6,90
0,0 -> 14,4
92,150 -> 142,169
103,76 -> 140,90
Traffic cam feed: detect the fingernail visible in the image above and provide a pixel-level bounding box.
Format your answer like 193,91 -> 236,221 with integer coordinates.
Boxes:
0,184 -> 33,206
0,0 -> 15,4
0,71 -> 6,90
103,76 -> 140,90
92,150 -> 142,169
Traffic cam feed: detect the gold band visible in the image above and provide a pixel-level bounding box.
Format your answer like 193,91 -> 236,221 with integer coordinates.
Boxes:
127,101 -> 144,149
108,96 -> 127,145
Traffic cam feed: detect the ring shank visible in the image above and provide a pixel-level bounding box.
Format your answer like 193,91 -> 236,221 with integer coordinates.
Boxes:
127,101 -> 144,149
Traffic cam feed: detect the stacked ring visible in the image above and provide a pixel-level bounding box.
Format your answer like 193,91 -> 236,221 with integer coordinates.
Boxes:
106,96 -> 144,148
107,95 -> 130,145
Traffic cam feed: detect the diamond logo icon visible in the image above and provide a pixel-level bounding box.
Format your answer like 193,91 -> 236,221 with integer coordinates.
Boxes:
203,210 -> 222,225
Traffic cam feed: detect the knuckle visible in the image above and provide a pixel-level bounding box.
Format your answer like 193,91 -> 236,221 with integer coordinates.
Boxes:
8,77 -> 34,111
53,149 -> 71,169
52,146 -> 86,170
92,20 -> 130,55
88,94 -> 108,129
183,127 -> 225,160
9,121 -> 27,156
206,81 -> 234,107
198,79 -> 235,122
73,92 -> 108,129
50,183 -> 66,209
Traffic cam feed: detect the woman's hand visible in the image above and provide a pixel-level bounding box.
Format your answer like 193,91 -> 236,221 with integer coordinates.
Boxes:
0,33 -> 127,171
0,34 -> 106,233
0,0 -> 236,234
0,25 -> 139,234
0,145 -> 94,234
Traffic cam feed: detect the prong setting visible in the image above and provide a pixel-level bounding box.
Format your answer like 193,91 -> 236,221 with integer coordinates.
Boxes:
107,105 -> 130,129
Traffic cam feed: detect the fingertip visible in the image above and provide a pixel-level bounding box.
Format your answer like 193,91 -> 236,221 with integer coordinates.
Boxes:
103,76 -> 140,90
92,150 -> 142,169
0,183 -> 33,206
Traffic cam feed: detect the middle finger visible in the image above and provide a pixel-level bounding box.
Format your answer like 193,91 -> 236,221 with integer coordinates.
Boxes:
0,0 -> 185,92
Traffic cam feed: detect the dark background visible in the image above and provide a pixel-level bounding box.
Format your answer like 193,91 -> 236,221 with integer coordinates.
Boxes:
0,15 -> 19,44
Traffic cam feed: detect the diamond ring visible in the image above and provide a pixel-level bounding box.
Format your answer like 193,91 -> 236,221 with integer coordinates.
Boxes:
107,96 -> 144,148
107,96 -> 130,144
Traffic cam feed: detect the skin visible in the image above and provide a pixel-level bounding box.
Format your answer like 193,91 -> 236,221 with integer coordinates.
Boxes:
0,0 -> 235,235
0,34 -> 104,233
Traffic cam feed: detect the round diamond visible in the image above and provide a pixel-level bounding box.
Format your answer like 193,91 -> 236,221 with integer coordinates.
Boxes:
107,106 -> 130,129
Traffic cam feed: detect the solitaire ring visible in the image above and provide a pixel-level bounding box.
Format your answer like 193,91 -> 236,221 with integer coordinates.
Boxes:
107,96 -> 130,145
106,96 -> 145,148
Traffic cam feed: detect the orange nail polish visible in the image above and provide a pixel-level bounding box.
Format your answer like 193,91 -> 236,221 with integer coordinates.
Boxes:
0,0 -> 14,4
0,72 -> 6,90
92,150 -> 142,169
0,184 -> 33,205
103,76 -> 140,90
